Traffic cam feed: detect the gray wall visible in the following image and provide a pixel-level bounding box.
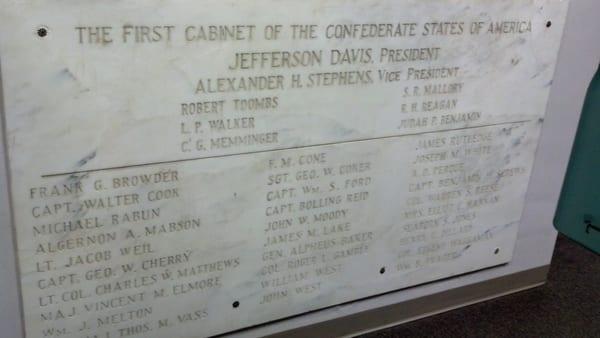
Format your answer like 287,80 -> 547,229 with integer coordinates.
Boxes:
0,51 -> 23,338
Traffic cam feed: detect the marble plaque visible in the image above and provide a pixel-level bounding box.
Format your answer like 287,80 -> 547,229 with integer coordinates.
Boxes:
0,0 -> 568,337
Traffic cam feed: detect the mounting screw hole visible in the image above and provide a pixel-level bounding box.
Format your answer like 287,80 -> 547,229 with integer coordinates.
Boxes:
379,267 -> 386,274
546,21 -> 552,28
232,301 -> 240,308
37,27 -> 48,37
494,248 -> 500,255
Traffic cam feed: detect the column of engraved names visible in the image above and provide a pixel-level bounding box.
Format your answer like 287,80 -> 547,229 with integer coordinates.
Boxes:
25,169 -> 228,338
179,95 -> 281,154
395,126 -> 527,272
258,150 -> 374,305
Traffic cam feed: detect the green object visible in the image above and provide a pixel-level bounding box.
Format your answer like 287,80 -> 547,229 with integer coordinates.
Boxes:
554,63 -> 600,254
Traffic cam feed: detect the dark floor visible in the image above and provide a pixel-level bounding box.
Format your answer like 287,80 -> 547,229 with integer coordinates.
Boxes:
359,235 -> 600,338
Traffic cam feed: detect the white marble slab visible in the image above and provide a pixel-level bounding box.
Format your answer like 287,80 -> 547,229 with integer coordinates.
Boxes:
0,0 -> 568,337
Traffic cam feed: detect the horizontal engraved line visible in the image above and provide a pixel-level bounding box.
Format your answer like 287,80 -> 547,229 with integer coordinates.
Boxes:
41,120 -> 532,178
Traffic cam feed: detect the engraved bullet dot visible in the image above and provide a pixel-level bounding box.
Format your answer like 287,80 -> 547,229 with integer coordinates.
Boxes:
380,267 -> 386,274
37,27 -> 48,37
494,248 -> 500,255
232,301 -> 240,308
546,21 -> 552,28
